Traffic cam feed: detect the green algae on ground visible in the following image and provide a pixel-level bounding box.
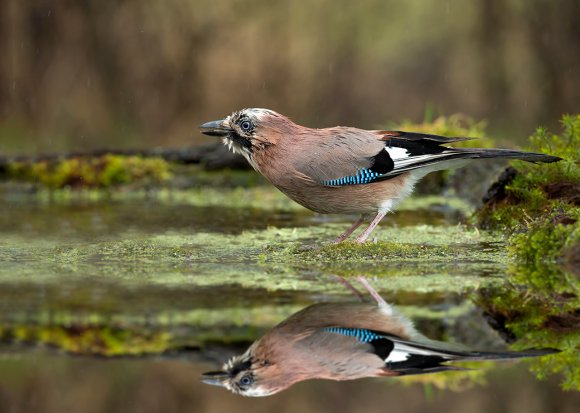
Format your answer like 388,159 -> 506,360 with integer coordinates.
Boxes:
0,222 -> 508,304
294,241 -> 452,261
278,224 -> 506,263
6,154 -> 171,189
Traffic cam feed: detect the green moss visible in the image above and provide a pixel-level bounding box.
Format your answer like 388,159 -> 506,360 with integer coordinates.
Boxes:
509,210 -> 579,267
7,154 -> 171,189
475,114 -> 580,265
476,115 -> 579,230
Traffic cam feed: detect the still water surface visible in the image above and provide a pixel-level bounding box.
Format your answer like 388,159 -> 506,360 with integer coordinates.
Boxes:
0,193 -> 577,412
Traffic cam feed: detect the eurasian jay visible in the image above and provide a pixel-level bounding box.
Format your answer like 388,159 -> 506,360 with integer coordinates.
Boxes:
200,109 -> 561,243
201,277 -> 556,397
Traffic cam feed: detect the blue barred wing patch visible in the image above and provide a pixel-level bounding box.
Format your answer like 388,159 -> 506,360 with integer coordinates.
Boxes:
323,327 -> 384,343
322,168 -> 384,186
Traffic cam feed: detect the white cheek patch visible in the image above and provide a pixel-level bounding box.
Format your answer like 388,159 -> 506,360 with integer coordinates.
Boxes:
385,146 -> 409,160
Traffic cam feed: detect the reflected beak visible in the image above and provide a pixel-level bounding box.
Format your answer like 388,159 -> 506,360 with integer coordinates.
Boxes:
201,371 -> 230,387
200,119 -> 232,137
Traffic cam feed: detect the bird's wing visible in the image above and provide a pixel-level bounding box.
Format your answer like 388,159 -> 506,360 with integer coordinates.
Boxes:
294,129 -> 477,187
291,128 -> 386,186
371,130 -> 478,180
297,327 -> 557,377
290,327 -> 395,379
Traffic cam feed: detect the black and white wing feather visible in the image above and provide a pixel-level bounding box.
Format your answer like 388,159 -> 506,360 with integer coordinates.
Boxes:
310,130 -> 560,187
318,327 -> 557,376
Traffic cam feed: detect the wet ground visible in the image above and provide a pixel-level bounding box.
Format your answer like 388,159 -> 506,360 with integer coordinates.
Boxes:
0,184 -> 578,412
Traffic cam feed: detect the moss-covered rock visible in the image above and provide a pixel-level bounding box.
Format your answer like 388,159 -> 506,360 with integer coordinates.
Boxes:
509,211 -> 579,270
475,114 -> 580,266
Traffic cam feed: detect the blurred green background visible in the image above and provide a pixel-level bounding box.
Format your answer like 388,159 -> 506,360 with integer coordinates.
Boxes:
1,0 -> 579,154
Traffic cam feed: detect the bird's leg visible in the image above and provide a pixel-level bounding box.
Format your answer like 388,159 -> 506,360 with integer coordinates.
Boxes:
355,276 -> 393,314
333,275 -> 365,302
354,211 -> 387,243
331,214 -> 366,244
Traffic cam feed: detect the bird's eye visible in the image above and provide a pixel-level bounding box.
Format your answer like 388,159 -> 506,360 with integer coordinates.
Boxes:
239,375 -> 254,387
240,119 -> 253,132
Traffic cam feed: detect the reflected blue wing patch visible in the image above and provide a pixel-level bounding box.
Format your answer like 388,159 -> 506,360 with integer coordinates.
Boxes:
323,327 -> 384,343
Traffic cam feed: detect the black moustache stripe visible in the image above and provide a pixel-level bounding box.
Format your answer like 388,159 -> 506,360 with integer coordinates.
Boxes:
229,132 -> 253,152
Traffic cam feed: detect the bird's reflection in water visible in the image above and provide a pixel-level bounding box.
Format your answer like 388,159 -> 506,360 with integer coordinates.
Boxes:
202,277 -> 556,397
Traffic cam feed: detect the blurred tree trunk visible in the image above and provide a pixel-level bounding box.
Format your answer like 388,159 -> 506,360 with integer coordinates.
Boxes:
523,0 -> 580,126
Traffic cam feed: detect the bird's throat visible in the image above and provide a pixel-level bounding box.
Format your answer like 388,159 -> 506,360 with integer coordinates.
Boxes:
226,132 -> 253,153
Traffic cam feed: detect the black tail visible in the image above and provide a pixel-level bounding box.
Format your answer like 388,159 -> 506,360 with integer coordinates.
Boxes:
456,148 -> 562,163
382,337 -> 559,377
376,136 -> 563,179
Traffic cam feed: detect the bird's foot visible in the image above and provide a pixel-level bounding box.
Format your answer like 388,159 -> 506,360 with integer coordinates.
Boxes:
353,235 -> 370,243
331,234 -> 350,244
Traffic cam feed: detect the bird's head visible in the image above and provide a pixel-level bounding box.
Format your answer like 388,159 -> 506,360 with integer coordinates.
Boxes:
201,350 -> 290,397
200,108 -> 293,158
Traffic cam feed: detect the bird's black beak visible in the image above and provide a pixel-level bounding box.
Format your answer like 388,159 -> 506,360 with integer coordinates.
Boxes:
200,119 -> 232,137
201,371 -> 230,387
